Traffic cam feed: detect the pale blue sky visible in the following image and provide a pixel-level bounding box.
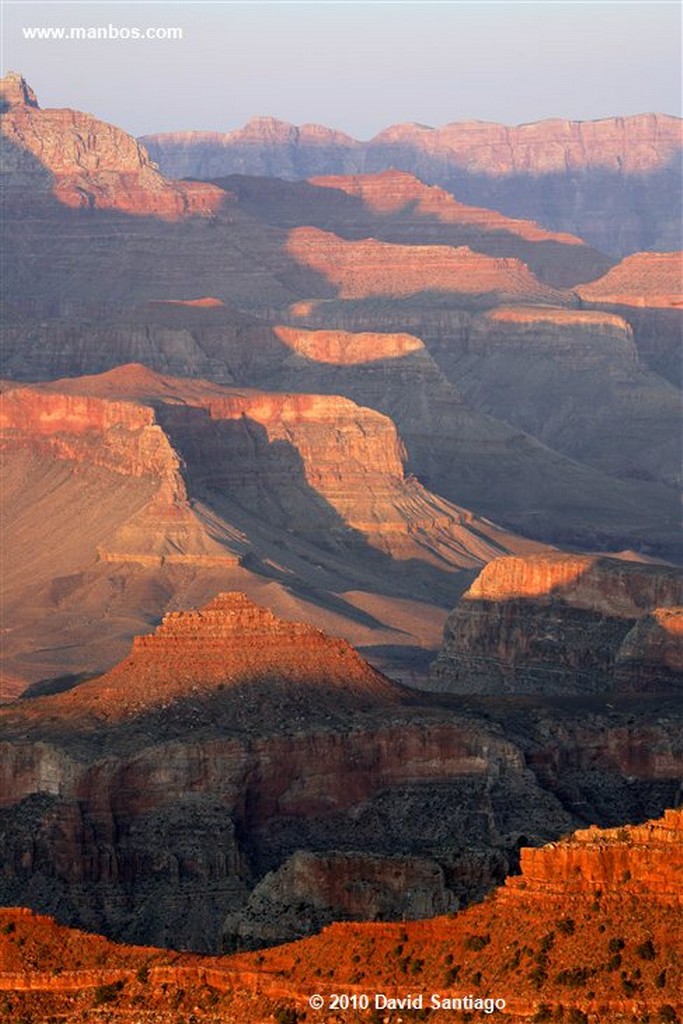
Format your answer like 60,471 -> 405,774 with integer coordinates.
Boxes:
2,2 -> 681,137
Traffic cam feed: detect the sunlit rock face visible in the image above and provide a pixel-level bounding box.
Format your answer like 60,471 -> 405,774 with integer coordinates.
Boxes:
431,553 -> 683,695
0,72 -> 223,218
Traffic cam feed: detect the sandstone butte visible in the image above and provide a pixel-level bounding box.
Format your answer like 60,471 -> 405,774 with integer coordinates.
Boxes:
431,552 -> 683,696
0,71 -> 224,218
0,810 -> 680,1023
8,591 -> 404,725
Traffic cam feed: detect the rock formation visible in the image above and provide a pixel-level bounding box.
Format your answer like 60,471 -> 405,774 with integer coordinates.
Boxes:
444,305 -> 682,488
3,365 -> 543,685
142,112 -> 683,255
3,811 -> 680,1021
431,553 -> 683,695
0,72 -> 223,218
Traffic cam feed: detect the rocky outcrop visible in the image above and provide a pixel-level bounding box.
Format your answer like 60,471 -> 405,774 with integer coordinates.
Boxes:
45,591 -> 403,722
431,553 -> 683,695
615,607 -> 683,693
0,73 -> 223,218
223,850 -> 456,949
285,226 -> 568,305
142,112 -> 683,255
506,807 -> 683,897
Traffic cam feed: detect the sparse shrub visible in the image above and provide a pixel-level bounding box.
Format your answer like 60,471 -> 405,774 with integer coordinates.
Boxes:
606,953 -> 622,971
529,966 -> 547,990
410,957 -> 424,974
658,1007 -> 679,1024
2,921 -> 16,935
567,1011 -> 588,1024
464,933 -> 490,951
655,970 -> 667,989
274,1007 -> 299,1024
555,966 -> 589,987
444,952 -> 453,965
444,965 -> 461,985
556,917 -> 576,936
533,1006 -> 552,1023
608,937 -> 625,953
93,980 -> 124,1005
636,938 -> 656,960
136,964 -> 150,984
471,970 -> 482,986
540,932 -> 555,954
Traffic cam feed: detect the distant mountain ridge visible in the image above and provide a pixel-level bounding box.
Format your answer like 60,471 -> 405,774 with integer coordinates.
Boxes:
141,112 -> 683,255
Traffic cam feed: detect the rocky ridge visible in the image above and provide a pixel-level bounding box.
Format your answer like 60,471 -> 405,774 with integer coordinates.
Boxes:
142,112 -> 683,254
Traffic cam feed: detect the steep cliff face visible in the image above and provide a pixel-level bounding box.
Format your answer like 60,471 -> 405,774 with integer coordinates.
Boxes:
142,112 -> 683,254
0,73 -> 223,218
431,553 -> 683,695
615,607 -> 683,693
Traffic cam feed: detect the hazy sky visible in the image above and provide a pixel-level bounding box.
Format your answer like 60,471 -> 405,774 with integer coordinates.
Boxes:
2,2 -> 681,137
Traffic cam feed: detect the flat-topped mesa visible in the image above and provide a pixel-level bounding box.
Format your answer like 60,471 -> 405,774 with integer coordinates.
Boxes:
430,553 -> 683,696
285,226 -> 568,305
505,808 -> 683,898
577,252 -> 683,308
0,73 -> 223,218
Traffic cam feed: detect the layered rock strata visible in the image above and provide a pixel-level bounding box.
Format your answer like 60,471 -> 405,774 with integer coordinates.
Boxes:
431,553 -> 683,695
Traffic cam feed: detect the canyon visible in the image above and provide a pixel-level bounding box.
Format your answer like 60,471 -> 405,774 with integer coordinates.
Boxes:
0,68 -> 681,1019
0,593 -> 680,961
